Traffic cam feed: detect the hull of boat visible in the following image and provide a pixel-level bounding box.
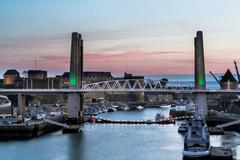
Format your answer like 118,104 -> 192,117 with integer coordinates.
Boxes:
159,105 -> 171,108
183,150 -> 209,158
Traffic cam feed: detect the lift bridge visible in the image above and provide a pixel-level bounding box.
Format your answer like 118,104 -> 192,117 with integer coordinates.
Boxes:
1,31 -> 240,135
1,79 -> 240,93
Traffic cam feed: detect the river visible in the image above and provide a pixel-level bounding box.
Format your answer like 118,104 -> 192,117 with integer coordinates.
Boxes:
0,108 -> 239,160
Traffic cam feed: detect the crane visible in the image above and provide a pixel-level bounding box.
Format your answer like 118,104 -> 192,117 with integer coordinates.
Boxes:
209,71 -> 221,86
234,60 -> 240,83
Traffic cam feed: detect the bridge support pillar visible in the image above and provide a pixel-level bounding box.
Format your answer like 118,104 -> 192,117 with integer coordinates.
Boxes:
194,31 -> 208,118
17,93 -> 25,116
63,93 -> 84,133
63,32 -> 83,133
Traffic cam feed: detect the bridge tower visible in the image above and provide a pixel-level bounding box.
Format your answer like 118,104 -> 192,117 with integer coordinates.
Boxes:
194,31 -> 208,118
65,32 -> 84,131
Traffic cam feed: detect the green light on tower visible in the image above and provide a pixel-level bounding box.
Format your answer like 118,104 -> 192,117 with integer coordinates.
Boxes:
198,74 -> 205,86
70,74 -> 77,85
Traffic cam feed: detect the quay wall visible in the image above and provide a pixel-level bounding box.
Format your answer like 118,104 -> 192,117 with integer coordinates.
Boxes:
0,122 -> 61,140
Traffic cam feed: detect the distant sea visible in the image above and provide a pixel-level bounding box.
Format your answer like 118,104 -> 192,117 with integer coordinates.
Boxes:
145,74 -> 230,89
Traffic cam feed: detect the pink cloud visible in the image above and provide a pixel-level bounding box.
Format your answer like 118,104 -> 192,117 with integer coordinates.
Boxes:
83,51 -> 193,74
0,50 -> 235,76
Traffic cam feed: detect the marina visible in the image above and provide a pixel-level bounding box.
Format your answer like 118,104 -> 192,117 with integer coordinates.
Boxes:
0,108 -> 239,160
1,2 -> 240,159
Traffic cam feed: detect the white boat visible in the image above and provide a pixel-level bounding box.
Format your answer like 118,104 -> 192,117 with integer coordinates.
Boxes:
123,106 -> 130,111
0,95 -> 11,108
103,108 -> 108,113
37,113 -> 46,120
155,113 -> 165,121
107,108 -> 117,112
178,121 -> 188,133
136,105 -> 144,110
183,150 -> 209,158
182,117 -> 210,158
158,104 -> 171,108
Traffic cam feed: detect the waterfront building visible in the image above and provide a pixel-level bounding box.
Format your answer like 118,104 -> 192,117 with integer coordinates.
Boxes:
57,71 -> 113,103
3,69 -> 20,86
220,69 -> 238,89
57,71 -> 113,88
2,70 -> 23,89
28,70 -> 47,80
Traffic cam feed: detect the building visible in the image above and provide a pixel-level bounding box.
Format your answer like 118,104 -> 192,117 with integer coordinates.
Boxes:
61,72 -> 70,88
28,70 -> 47,80
220,69 -> 238,89
57,71 -> 113,103
23,70 -> 58,89
83,72 -> 113,83
57,71 -> 113,88
2,69 -> 23,88
1,69 -> 115,103
3,69 -> 20,85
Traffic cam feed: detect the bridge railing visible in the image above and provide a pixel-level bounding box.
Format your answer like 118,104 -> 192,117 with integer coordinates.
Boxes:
81,79 -> 194,91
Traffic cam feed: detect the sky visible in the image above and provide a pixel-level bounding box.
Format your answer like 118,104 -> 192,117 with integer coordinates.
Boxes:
1,0 -> 240,77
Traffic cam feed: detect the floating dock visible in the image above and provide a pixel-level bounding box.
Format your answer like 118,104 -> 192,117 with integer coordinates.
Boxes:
0,119 -> 63,140
95,118 -> 175,125
209,147 -> 233,160
209,127 -> 225,135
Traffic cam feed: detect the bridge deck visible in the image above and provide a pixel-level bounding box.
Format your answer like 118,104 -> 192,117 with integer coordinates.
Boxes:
0,89 -> 240,94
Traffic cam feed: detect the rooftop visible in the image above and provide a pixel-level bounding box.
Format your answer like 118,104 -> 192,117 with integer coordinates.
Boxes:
3,69 -> 19,76
62,71 -> 113,78
220,69 -> 237,83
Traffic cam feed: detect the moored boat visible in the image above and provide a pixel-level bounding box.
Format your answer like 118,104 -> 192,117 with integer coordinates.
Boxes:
136,106 -> 144,110
158,104 -> 171,108
182,117 -> 210,158
155,113 -> 165,121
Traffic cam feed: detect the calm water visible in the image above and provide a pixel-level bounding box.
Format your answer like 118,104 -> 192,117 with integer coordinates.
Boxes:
0,108 -> 239,160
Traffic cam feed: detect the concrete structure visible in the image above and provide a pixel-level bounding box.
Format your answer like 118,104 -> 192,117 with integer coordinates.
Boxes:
67,32 -> 83,124
194,31 -> 208,118
17,94 -> 25,116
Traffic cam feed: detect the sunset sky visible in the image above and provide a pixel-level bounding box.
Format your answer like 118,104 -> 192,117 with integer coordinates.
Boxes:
1,0 -> 240,77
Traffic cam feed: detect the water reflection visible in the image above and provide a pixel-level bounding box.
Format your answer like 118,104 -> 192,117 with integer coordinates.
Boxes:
0,109 -> 238,160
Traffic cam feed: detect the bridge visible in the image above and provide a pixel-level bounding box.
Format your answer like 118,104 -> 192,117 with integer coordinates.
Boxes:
1,31 -> 239,133
1,79 -> 240,93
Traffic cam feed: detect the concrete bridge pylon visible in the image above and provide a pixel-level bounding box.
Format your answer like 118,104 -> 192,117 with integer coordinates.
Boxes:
66,32 -> 84,127
194,31 -> 208,118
